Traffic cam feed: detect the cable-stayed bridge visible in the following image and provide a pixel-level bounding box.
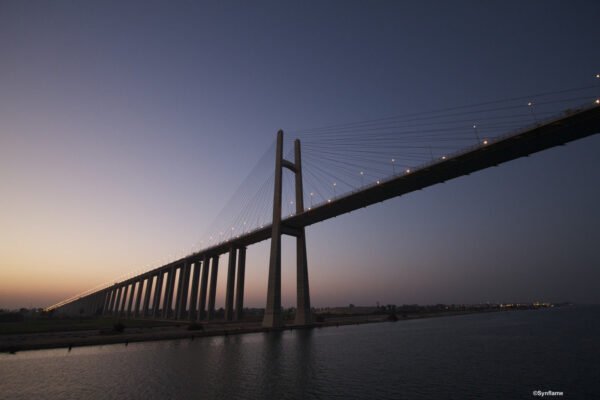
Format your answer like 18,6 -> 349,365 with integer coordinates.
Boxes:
46,84 -> 600,328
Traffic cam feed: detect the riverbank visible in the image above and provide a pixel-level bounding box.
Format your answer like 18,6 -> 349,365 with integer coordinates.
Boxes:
0,309 -> 509,353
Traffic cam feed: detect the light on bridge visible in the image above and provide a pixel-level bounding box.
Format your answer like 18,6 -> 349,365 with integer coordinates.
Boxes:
405,169 -> 411,174
483,140 -> 488,145
441,156 -> 446,160
595,99 -> 600,104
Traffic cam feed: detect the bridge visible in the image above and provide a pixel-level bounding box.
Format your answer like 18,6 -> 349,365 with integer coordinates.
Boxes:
46,87 -> 600,328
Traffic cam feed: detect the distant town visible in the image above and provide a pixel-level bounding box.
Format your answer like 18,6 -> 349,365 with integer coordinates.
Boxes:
0,301 -> 568,323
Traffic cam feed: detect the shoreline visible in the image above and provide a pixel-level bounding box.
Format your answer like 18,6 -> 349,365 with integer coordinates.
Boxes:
0,309 -> 513,354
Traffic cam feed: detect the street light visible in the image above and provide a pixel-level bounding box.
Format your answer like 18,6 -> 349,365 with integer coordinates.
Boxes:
528,101 -> 538,123
473,124 -> 481,143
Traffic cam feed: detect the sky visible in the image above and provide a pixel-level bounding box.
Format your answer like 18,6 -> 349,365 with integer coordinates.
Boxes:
1,0 -> 599,309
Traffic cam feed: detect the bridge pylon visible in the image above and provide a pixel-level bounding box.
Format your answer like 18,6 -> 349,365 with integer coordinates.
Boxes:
263,130 -> 312,328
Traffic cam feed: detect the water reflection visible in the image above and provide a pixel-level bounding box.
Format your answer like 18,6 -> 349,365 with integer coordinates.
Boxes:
1,308 -> 599,399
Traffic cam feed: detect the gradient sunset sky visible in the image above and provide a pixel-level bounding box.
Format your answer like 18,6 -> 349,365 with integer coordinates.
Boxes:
1,1 -> 599,310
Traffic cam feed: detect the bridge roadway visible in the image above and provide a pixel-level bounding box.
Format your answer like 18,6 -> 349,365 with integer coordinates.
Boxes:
50,105 -> 600,316
114,105 -> 600,288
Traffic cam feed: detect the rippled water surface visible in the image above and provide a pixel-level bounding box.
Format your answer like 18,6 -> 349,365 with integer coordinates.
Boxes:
1,306 -> 599,399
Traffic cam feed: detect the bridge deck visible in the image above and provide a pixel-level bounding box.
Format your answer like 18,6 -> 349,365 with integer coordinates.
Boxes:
51,105 -> 600,298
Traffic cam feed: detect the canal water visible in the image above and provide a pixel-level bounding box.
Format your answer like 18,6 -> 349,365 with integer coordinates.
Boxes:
1,306 -> 599,399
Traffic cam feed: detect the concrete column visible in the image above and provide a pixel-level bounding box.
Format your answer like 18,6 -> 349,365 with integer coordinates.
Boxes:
84,297 -> 91,315
161,270 -> 170,318
294,139 -> 312,325
92,294 -> 101,315
295,232 -> 311,324
152,272 -> 164,318
119,285 -> 129,316
174,265 -> 185,319
207,255 -> 219,320
86,295 -> 92,316
95,292 -> 105,315
133,280 -> 143,317
126,283 -> 135,318
103,289 -> 112,315
225,247 -> 237,321
177,262 -> 191,320
109,287 -> 117,315
113,286 -> 123,316
142,276 -> 153,317
92,295 -> 99,315
163,266 -> 176,319
161,269 -> 171,318
235,247 -> 246,321
263,130 -> 284,328
102,290 -> 109,314
89,295 -> 96,316
188,260 -> 201,320
198,256 -> 210,320
105,287 -> 115,315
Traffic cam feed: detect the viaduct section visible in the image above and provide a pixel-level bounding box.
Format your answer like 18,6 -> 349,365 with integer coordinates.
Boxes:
48,105 -> 600,328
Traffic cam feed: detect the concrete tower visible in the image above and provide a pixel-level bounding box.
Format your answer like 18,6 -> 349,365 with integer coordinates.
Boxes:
263,130 -> 312,328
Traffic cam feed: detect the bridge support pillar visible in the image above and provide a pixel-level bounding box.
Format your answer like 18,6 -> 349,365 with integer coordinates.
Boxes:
225,247 -> 237,321
119,285 -> 129,317
163,266 -> 176,319
263,131 -> 312,328
117,285 -> 124,316
263,130 -> 284,328
133,280 -> 143,317
235,247 -> 246,321
126,283 -> 135,318
293,137 -> 312,325
142,276 -> 152,317
207,255 -> 219,320
295,229 -> 311,325
152,272 -> 164,318
198,256 -> 210,320
177,262 -> 191,320
188,261 -> 201,320
114,285 -> 122,316
106,285 -> 116,316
